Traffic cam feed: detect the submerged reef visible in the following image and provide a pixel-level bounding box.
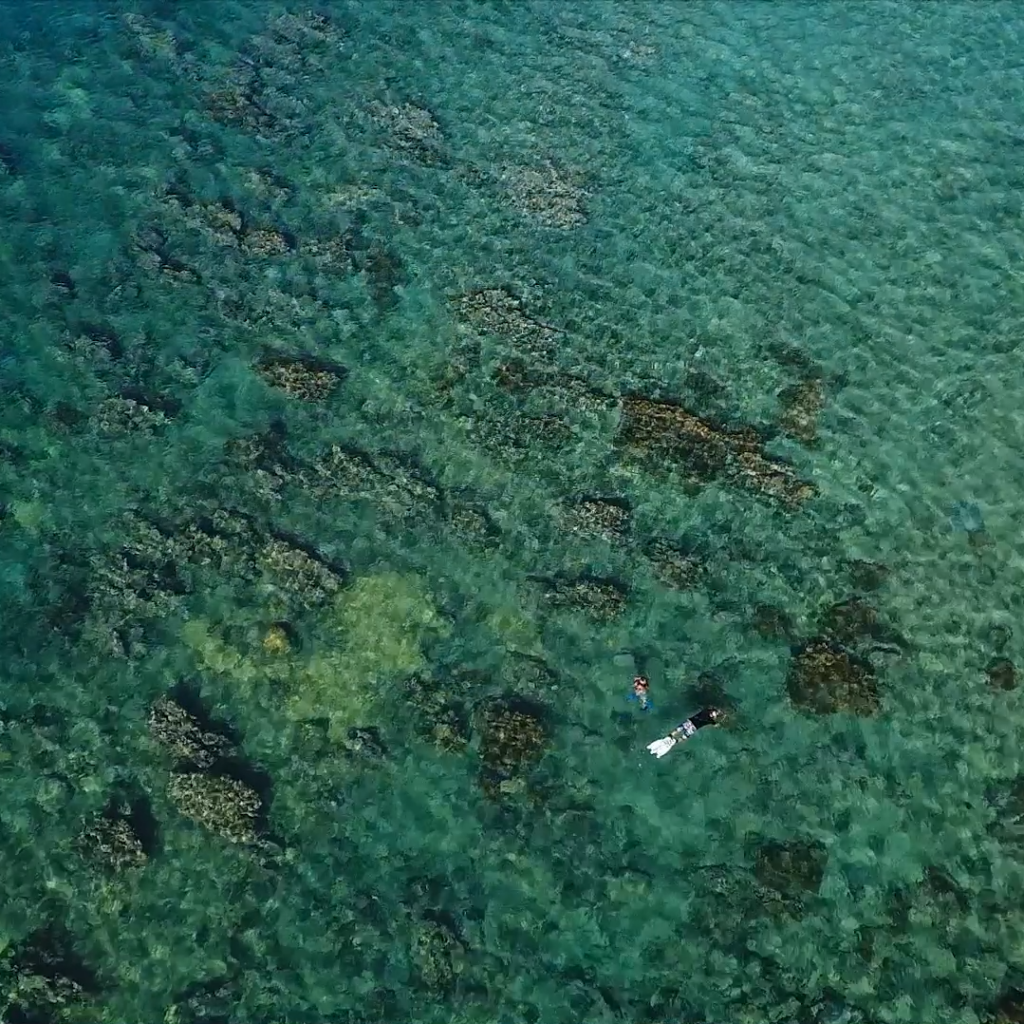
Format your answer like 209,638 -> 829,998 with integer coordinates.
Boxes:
167,771 -> 264,845
254,352 -> 349,403
0,929 -> 100,1023
496,159 -> 590,228
785,596 -> 905,716
476,695 -> 550,799
148,695 -> 236,769
3,3 -> 1015,1022
643,535 -> 708,590
533,572 -> 630,620
777,377 -> 827,445
617,394 -> 816,508
786,638 -> 879,716
76,800 -> 151,874
147,693 -> 272,846
559,495 -> 632,543
987,656 -> 1016,691
753,837 -> 828,905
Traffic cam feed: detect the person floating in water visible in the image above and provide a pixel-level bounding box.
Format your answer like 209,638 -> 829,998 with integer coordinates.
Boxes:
628,675 -> 653,711
646,707 -> 723,758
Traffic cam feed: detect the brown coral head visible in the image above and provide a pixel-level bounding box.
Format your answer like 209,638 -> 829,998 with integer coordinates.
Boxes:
786,637 -> 880,717
476,695 -> 550,797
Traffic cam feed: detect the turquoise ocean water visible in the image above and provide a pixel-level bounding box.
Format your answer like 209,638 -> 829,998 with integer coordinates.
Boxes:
2,2 -> 1024,1021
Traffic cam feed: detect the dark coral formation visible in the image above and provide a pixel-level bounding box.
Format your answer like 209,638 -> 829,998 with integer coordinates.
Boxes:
0,929 -> 99,1023
163,976 -> 240,1024
85,512 -> 195,656
205,79 -> 282,136
778,378 -> 826,445
92,393 -> 172,435
367,99 -> 447,163
535,573 -> 629,620
753,837 -> 828,900
150,694 -> 271,845
167,771 -> 264,844
786,638 -> 879,716
340,726 -> 390,763
261,620 -> 296,656
62,320 -> 125,364
257,534 -> 347,607
228,424 -> 493,539
845,558 -> 890,592
644,537 -> 706,590
492,359 -> 608,412
302,443 -> 442,520
922,865 -> 970,913
149,695 -> 235,769
77,810 -> 149,873
450,287 -> 563,361
469,409 -> 574,466
159,187 -> 293,256
410,916 -> 464,991
987,656 -> 1016,691
991,987 -> 1024,1023
497,652 -> 562,699
196,8 -> 343,141
987,623 -> 1013,654
987,775 -> 1024,845
497,160 -> 589,228
83,505 -> 350,655
751,603 -> 796,642
560,496 -> 631,542
254,353 -> 348,403
477,696 -> 548,798
818,597 -> 904,651
406,674 -> 471,754
352,239 -> 408,309
617,394 -> 815,508
443,497 -> 500,548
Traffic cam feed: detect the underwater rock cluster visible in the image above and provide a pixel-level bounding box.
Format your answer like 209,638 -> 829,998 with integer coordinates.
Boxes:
778,377 -> 827,445
787,639 -> 878,717
477,696 -> 549,799
367,99 -> 447,164
149,694 -> 269,846
753,837 -> 828,905
406,673 -> 472,754
560,495 -> 632,542
0,929 -> 100,1023
785,597 -> 905,716
254,352 -> 349,403
166,771 -> 263,845
77,814 -> 149,873
618,394 -> 816,508
643,536 -> 707,590
149,695 -> 235,769
496,159 -> 590,228
534,572 -> 630,620
451,286 -> 563,362
987,656 -> 1016,691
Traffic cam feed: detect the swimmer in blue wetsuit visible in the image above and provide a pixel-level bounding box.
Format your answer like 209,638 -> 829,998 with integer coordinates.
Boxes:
646,707 -> 723,758
628,675 -> 653,711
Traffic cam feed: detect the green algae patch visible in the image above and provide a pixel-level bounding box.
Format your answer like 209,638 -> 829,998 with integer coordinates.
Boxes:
483,601 -> 543,657
289,572 -> 449,736
182,572 -> 449,740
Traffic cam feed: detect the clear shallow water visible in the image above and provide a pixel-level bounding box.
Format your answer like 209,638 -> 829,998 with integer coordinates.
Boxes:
1,2 -> 1024,1022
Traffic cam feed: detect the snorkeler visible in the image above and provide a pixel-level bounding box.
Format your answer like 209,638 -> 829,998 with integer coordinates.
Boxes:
628,675 -> 653,711
646,707 -> 723,758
